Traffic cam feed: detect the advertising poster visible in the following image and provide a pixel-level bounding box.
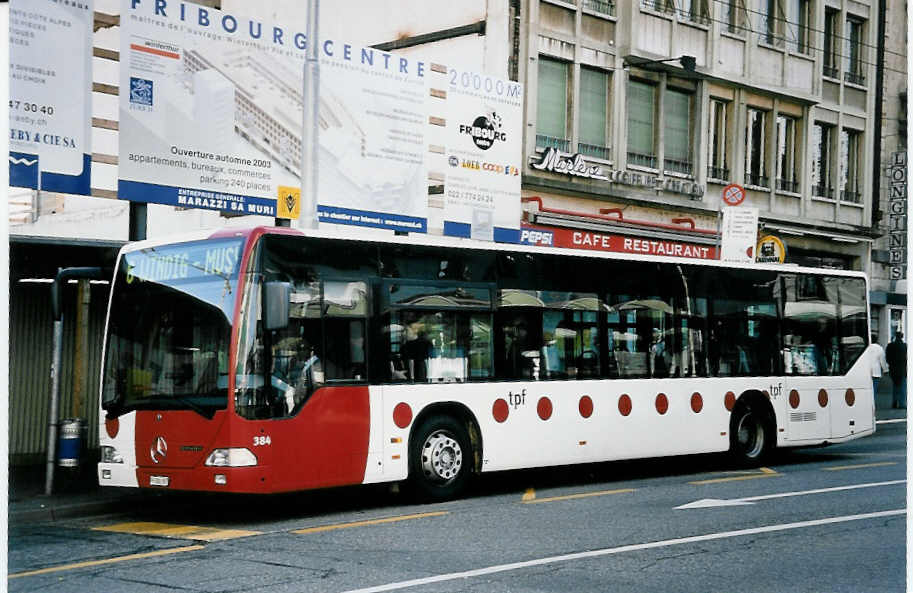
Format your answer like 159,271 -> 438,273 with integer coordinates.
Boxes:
119,0 -> 429,229
720,207 -> 759,264
9,0 -> 93,195
443,68 -> 522,242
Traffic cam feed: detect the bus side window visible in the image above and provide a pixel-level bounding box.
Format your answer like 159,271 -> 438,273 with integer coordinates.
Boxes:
323,281 -> 368,382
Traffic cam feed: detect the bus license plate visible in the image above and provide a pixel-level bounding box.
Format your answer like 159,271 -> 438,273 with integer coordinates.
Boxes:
150,475 -> 170,487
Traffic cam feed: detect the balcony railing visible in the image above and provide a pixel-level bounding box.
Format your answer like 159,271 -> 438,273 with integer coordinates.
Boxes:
641,0 -> 673,13
776,178 -> 799,193
823,64 -> 839,79
628,151 -> 658,169
582,0 -> 615,17
745,173 -> 770,188
707,166 -> 730,181
535,135 -> 570,152
664,157 -> 693,176
844,70 -> 866,85
813,185 -> 835,199
578,142 -> 611,160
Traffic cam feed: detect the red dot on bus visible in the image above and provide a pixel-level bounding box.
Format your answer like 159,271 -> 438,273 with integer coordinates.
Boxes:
724,391 -> 736,411
493,399 -> 509,423
618,394 -> 632,416
845,388 -> 855,407
818,389 -> 829,408
691,392 -> 703,413
789,390 -> 800,409
537,397 -> 553,420
105,417 -> 119,439
579,395 -> 594,418
655,393 -> 669,415
393,403 -> 413,429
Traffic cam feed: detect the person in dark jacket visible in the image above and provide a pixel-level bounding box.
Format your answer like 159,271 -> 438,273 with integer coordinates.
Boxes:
885,332 -> 907,409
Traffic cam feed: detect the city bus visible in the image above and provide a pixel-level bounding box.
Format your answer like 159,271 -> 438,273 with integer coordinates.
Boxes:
97,226 -> 875,500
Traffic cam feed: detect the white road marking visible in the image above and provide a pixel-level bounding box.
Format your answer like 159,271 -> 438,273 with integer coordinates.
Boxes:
676,479 -> 906,509
338,510 -> 906,593
876,418 -> 906,425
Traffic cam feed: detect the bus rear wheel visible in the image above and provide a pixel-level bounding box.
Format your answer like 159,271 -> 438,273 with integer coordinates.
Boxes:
409,414 -> 473,501
730,400 -> 771,466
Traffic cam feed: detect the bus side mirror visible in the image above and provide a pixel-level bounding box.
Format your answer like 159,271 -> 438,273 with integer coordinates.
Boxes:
263,281 -> 291,330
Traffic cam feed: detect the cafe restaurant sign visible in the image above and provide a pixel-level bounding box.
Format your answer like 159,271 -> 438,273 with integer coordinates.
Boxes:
531,147 -> 705,198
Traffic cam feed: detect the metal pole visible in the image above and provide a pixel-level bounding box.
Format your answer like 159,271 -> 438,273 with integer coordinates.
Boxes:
299,0 -> 320,230
45,317 -> 63,495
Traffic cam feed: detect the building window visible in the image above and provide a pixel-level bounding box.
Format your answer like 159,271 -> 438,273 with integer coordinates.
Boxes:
745,108 -> 769,188
708,99 -> 730,180
787,0 -> 811,54
823,8 -> 839,78
627,80 -> 657,168
641,0 -> 675,14
840,128 -> 862,203
723,0 -> 748,34
776,115 -> 799,193
681,0 -> 709,24
664,88 -> 693,175
812,122 -> 835,198
759,0 -> 785,46
844,17 -> 866,85
578,68 -> 610,160
582,0 -> 616,17
536,57 -> 569,152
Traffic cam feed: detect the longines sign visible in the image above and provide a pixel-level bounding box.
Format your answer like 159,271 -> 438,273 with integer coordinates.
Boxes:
531,147 -> 705,198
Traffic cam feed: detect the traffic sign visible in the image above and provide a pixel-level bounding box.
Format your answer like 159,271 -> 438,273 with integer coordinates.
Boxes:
722,183 -> 746,206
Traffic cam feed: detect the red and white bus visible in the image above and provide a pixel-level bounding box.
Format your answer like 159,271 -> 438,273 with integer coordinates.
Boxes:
98,226 -> 875,500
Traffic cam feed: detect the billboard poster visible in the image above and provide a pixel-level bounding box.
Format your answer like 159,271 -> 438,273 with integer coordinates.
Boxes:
9,0 -> 93,195
720,207 -> 759,264
119,0 -> 428,229
443,68 -> 522,242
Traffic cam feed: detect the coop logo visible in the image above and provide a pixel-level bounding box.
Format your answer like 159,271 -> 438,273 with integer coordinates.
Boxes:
520,228 -> 554,246
459,112 -> 506,150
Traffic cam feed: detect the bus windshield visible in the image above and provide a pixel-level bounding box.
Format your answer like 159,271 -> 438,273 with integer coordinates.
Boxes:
101,238 -> 243,418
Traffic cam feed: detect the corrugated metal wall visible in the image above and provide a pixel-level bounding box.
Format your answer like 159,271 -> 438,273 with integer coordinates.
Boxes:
9,282 -> 110,464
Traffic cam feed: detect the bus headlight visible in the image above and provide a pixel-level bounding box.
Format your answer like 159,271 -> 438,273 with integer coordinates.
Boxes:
204,448 -> 258,467
100,445 -> 124,464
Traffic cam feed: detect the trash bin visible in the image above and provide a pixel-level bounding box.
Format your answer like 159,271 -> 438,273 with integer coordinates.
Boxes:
58,418 -> 84,468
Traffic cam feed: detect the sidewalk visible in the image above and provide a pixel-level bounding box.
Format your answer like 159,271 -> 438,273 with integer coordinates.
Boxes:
8,385 -> 907,525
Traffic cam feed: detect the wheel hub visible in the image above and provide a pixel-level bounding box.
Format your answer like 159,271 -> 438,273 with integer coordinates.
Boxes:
421,430 -> 463,484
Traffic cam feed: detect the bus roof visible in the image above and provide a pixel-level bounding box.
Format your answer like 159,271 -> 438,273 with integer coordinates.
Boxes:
118,225 -> 868,280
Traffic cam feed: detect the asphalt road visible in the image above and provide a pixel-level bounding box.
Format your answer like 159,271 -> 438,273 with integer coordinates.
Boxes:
8,419 -> 907,593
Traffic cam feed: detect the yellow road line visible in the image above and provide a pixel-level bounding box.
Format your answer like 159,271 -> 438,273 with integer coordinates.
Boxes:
92,521 -> 260,541
292,511 -> 448,535
8,545 -> 204,579
823,462 -> 898,472
521,488 -> 635,504
690,467 -> 780,485
522,488 -> 536,502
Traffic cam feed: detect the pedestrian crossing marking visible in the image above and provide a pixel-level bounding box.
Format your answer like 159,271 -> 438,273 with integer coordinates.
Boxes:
92,521 -> 260,541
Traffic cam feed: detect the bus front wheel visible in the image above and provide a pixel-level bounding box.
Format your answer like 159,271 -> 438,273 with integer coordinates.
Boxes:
729,400 -> 772,466
409,414 -> 473,501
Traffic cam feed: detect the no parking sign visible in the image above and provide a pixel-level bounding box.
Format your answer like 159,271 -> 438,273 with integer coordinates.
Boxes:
722,183 -> 746,207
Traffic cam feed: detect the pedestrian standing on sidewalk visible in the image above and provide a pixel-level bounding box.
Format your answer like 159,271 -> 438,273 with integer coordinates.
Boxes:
885,331 -> 907,409
870,335 -> 888,397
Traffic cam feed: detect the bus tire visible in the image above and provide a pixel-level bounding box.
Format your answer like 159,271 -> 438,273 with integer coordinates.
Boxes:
729,399 -> 772,466
409,414 -> 473,502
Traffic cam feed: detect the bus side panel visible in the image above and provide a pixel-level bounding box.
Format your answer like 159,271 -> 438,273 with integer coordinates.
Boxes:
269,385 -> 371,492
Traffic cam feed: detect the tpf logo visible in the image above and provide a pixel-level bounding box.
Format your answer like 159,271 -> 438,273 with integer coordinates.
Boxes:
459,112 -> 506,151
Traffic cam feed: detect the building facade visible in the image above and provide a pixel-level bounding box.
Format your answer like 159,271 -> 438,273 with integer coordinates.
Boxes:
519,0 -> 885,271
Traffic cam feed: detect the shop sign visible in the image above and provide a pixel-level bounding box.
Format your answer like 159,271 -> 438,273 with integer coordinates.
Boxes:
888,151 -> 906,279
519,224 -> 717,260
756,235 -> 787,264
531,148 -> 704,198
